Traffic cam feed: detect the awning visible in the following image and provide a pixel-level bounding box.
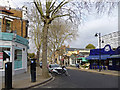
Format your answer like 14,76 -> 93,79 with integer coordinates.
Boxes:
86,55 -> 111,60
110,55 -> 120,58
77,57 -> 88,62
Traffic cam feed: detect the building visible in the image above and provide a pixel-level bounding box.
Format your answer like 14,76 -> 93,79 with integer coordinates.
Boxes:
0,6 -> 28,37
101,31 -> 120,49
86,44 -> 120,71
0,6 -> 29,76
64,48 -> 90,66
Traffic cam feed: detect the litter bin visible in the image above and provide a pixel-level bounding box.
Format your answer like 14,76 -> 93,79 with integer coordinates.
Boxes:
30,59 -> 36,82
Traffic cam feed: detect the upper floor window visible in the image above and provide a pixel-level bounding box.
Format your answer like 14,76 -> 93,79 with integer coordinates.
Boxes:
6,20 -> 11,33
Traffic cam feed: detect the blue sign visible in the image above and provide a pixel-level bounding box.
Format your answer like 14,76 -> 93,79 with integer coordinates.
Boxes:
90,44 -> 114,55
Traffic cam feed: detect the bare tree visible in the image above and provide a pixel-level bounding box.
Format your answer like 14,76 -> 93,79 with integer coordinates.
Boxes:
28,7 -> 43,65
33,0 -> 118,78
34,0 -> 71,78
48,18 -> 78,63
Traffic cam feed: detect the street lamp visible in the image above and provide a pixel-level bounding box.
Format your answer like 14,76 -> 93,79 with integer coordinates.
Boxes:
95,33 -> 101,72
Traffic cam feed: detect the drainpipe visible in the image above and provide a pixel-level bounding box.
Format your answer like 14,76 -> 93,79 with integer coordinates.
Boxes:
21,18 -> 23,37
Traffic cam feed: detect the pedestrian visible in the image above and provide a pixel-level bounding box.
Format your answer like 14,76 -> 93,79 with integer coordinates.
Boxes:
62,66 -> 70,76
76,63 -> 80,68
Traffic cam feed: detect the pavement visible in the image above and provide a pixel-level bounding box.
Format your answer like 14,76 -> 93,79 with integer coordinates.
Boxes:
0,66 -> 53,89
67,66 -> 120,76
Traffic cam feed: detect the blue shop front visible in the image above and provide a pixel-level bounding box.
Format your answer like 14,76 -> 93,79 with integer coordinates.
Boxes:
86,44 -> 120,71
108,46 -> 120,71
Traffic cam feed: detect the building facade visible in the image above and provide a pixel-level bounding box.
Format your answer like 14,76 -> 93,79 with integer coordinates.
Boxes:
64,48 -> 90,66
0,6 -> 29,76
0,6 -> 28,37
101,31 -> 120,49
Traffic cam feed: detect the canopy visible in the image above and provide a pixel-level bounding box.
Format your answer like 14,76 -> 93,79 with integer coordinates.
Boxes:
77,57 -> 88,62
86,55 -> 111,60
110,55 -> 120,59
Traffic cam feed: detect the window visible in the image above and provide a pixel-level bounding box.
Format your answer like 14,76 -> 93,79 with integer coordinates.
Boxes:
109,60 -> 112,66
116,60 -> 119,66
0,47 -> 10,69
6,20 -> 11,32
0,19 -> 1,32
14,49 -> 22,69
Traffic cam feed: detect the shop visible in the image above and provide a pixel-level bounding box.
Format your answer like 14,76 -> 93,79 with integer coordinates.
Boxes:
0,32 -> 29,76
108,46 -> 120,71
77,57 -> 88,65
86,44 -> 114,70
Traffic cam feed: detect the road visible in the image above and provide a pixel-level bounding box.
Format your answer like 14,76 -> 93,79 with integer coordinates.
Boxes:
33,69 -> 119,88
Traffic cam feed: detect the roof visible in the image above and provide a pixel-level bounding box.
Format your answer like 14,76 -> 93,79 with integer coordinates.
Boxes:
66,48 -> 90,51
0,7 -> 13,14
89,44 -> 114,55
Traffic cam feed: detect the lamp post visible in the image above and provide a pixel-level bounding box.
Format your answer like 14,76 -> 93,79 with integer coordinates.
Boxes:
95,33 -> 101,72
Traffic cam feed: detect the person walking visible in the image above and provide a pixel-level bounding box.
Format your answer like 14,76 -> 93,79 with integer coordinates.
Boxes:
76,63 -> 80,68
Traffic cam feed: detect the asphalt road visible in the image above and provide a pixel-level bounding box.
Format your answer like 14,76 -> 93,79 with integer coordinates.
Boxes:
34,69 -> 119,88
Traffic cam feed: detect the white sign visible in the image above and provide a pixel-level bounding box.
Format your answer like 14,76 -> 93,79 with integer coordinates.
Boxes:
105,46 -> 110,52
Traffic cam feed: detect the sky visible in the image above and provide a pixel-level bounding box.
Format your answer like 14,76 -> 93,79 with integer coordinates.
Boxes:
0,0 -> 118,52
68,9 -> 118,48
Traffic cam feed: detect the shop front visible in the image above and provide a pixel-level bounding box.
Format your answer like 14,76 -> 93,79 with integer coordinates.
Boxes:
0,32 -> 29,76
86,44 -> 114,70
108,46 -> 120,71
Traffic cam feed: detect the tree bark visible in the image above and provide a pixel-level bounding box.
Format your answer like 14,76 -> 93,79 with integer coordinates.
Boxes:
36,48 -> 40,66
42,23 -> 50,78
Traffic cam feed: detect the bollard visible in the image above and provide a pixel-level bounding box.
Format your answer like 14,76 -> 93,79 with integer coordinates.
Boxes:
5,62 -> 12,89
30,59 -> 36,82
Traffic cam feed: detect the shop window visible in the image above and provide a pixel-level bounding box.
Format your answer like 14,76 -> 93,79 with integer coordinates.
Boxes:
6,20 -> 12,33
116,60 -> 119,66
14,49 -> 22,69
0,47 -> 10,69
109,60 -> 112,66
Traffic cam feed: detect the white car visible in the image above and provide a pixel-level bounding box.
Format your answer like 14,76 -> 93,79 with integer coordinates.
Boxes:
48,64 -> 68,75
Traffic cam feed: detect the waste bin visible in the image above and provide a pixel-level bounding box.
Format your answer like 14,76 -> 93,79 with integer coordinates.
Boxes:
30,59 -> 36,82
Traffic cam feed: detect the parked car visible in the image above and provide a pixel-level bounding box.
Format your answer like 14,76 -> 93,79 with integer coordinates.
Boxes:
48,64 -> 68,75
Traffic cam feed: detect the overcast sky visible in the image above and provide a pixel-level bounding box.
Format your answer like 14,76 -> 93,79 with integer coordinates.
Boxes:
0,0 -> 118,52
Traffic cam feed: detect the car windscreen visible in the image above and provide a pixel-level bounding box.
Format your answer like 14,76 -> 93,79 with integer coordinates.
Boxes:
51,64 -> 60,68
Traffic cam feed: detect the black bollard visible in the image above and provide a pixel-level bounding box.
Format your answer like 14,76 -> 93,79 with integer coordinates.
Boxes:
5,62 -> 12,89
30,59 -> 36,82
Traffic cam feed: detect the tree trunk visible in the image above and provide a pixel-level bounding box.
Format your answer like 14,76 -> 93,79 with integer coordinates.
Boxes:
42,23 -> 50,78
36,49 -> 40,67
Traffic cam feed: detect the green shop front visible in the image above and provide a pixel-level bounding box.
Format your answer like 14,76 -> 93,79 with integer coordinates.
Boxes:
0,32 -> 29,76
69,54 -> 88,66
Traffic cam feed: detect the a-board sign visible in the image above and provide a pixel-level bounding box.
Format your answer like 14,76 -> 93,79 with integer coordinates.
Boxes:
0,52 -> 3,68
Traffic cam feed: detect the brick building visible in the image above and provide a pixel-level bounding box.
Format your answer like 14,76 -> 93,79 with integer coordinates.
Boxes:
0,6 -> 29,77
0,6 -> 28,38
